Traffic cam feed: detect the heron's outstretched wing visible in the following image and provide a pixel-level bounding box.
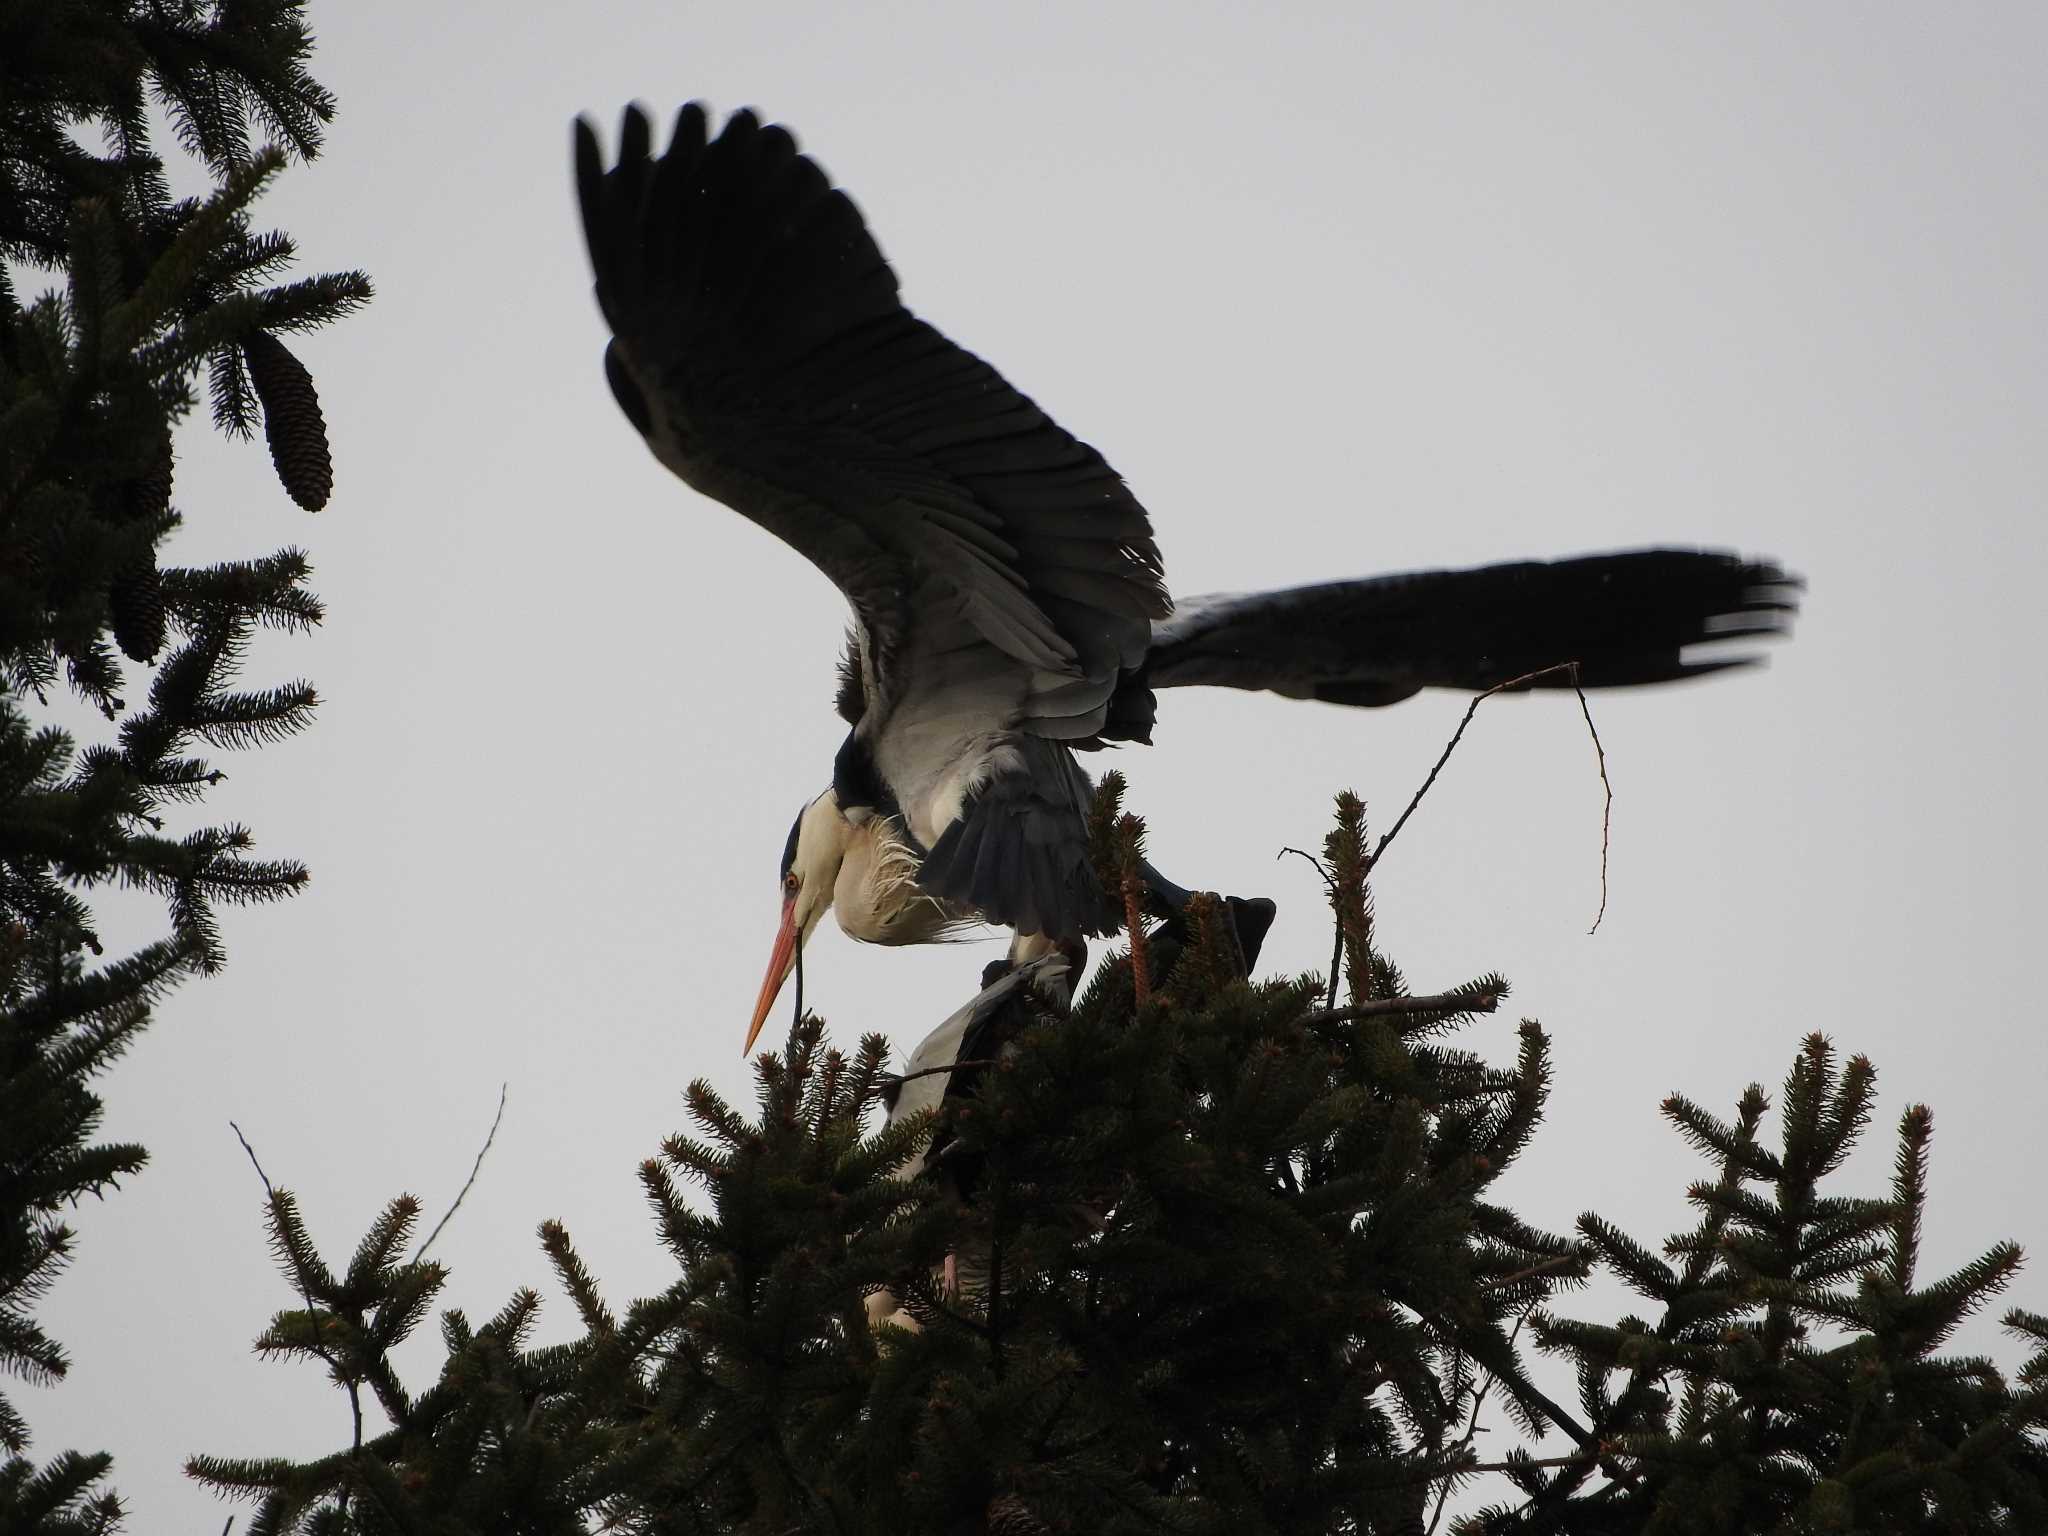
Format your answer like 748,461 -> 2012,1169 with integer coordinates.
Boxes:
1141,549 -> 1800,707
574,104 -> 1167,737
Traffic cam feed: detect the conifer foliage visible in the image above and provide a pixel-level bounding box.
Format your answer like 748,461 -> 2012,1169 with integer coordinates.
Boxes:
200,788 -> 2046,1534
1472,1038 -> 2048,1533
0,1 -> 367,1525
192,788 -> 1576,1533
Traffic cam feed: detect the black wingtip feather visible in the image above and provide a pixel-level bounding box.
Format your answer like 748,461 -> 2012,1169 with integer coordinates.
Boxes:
669,101 -> 708,157
618,102 -> 652,168
604,341 -> 652,437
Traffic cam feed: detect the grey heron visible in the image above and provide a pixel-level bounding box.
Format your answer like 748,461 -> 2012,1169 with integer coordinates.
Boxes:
865,952 -> 1069,1330
571,104 -> 1799,1055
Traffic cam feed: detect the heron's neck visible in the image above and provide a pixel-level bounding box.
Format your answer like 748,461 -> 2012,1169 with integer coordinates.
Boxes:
834,815 -> 956,945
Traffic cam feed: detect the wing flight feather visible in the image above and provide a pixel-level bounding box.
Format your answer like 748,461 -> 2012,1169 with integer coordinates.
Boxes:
574,103 -> 1168,734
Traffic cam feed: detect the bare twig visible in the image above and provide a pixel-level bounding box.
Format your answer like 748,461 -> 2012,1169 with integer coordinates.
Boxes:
1367,661 -> 1614,934
413,1082 -> 509,1262
1277,845 -> 1343,1009
1462,1451 -> 1607,1476
1276,846 -> 1333,887
883,1057 -> 1001,1090
1369,662 -> 1581,875
1574,680 -> 1612,935
1302,989 -> 1503,1027
1428,1307 -> 1539,1535
1482,1253 -> 1586,1293
229,1119 -> 276,1192
1430,1390 -> 1490,1532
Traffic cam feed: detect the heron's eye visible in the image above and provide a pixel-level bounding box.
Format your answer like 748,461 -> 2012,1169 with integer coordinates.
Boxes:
783,872 -> 799,897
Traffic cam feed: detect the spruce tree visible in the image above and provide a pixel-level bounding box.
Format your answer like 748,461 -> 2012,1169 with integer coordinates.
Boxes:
6,12 -> 2041,1532
185,789 -> 1584,1532
0,2 -> 368,1525
1471,1037 -> 2048,1533
190,787 -> 2046,1534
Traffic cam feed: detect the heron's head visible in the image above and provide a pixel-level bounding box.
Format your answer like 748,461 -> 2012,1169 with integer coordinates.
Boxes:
744,789 -> 852,1055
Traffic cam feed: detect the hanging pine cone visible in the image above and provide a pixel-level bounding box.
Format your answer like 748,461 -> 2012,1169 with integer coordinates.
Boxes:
242,330 -> 333,511
985,1494 -> 1051,1536
128,430 -> 174,523
109,548 -> 166,662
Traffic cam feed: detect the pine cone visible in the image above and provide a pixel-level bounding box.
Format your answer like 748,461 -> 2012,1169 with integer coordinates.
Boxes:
242,331 -> 333,511
109,549 -> 166,661
986,1494 -> 1051,1535
128,431 -> 174,522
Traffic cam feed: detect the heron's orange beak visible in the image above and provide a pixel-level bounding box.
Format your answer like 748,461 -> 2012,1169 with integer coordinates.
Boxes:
743,891 -> 800,1056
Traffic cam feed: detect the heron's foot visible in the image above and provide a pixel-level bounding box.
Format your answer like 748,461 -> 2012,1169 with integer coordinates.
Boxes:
1002,933 -> 1081,1006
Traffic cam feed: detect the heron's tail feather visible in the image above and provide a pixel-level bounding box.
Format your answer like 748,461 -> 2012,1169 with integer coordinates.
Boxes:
1135,548 -> 1800,707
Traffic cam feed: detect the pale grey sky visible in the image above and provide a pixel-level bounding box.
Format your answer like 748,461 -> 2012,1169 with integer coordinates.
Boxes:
32,4 -> 2048,1527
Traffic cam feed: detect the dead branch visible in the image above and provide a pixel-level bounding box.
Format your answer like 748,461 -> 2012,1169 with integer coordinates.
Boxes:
414,1082 -> 509,1262
1369,662 -> 1581,874
1368,661 -> 1614,935
1302,988 -> 1503,1027
1428,1306 -> 1541,1535
884,1058 -> 1001,1090
1482,1254 -> 1587,1292
1277,844 -> 1344,1009
1575,680 -> 1613,935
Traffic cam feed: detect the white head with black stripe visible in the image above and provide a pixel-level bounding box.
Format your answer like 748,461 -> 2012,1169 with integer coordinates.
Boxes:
743,789 -> 967,1054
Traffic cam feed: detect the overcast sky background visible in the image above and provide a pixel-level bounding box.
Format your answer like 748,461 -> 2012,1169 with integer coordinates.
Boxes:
29,3 -> 2047,1526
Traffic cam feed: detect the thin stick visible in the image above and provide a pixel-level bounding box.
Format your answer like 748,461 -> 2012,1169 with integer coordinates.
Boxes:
1369,662 -> 1581,875
229,1119 -> 277,1193
1302,988 -> 1503,1026
1368,660 -> 1614,933
1277,845 -> 1343,1009
1276,846 -> 1333,886
1482,1253 -> 1586,1292
1575,679 -> 1613,935
883,1057 -> 1001,1090
1460,1452 -> 1607,1476
414,1082 -> 509,1262
1429,1308 -> 1536,1536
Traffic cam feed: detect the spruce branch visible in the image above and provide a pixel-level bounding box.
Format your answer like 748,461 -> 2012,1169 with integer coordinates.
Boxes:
229,1121 -> 363,1457
1301,983 -> 1507,1026
1322,792 -> 1373,1007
